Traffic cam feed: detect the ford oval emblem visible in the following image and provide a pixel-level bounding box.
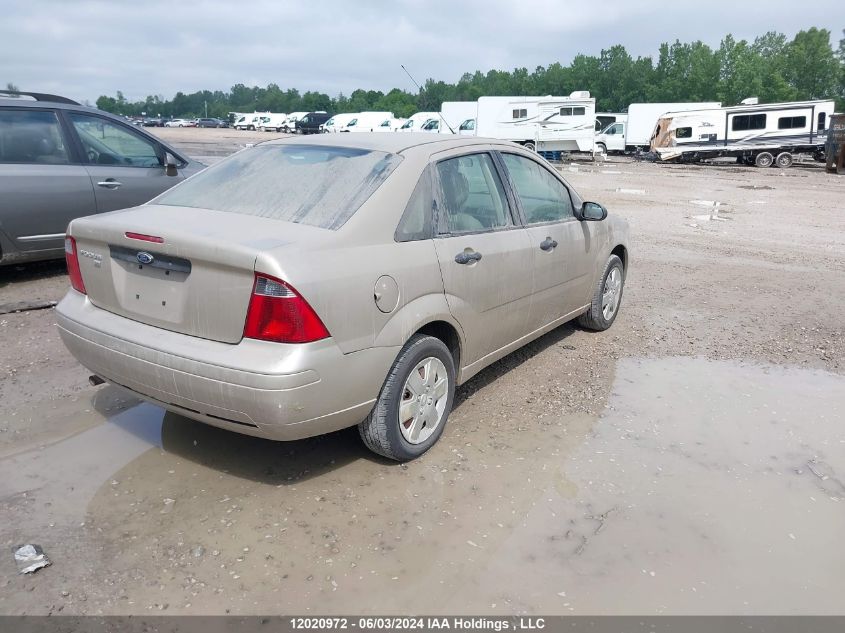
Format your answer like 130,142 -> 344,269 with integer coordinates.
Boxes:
137,251 -> 154,265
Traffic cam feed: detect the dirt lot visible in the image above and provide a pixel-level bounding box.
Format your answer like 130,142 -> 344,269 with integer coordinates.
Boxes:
1,129 -> 844,615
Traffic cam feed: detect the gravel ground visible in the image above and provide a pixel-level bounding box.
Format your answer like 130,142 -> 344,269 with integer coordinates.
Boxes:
1,132 -> 843,615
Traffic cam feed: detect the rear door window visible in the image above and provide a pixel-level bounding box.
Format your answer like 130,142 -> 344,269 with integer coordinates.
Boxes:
0,109 -> 70,164
156,144 -> 401,230
436,153 -> 512,234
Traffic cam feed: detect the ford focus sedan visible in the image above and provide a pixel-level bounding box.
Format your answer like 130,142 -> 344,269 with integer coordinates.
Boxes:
56,134 -> 629,461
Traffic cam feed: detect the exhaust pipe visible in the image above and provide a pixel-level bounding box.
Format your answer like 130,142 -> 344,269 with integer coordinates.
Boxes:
88,375 -> 105,387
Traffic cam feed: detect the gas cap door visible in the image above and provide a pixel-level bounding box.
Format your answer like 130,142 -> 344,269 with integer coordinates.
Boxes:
374,275 -> 400,313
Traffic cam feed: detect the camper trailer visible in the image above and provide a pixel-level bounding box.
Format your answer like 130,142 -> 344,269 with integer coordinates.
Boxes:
439,102 -> 477,134
651,99 -> 835,166
475,93 -> 595,152
595,102 -> 720,153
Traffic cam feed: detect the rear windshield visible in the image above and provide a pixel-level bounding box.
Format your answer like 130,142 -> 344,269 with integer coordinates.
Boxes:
155,144 -> 401,230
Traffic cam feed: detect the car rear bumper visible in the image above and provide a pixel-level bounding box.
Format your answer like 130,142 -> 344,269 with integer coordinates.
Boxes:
56,291 -> 397,441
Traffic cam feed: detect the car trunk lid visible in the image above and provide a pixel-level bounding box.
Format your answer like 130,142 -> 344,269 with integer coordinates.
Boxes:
69,204 -> 315,344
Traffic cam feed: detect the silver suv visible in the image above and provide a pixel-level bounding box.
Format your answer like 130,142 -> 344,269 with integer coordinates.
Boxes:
0,91 -> 203,265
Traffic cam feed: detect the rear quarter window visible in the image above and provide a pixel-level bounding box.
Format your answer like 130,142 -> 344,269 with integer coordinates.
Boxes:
155,144 -> 401,230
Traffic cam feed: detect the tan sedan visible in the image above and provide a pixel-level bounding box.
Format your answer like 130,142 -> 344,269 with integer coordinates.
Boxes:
57,134 -> 629,461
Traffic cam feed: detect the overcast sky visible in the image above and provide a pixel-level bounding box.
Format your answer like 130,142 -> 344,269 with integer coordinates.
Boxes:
1,0 -> 841,104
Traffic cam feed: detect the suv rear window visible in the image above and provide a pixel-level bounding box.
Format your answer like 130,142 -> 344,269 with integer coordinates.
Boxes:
155,144 -> 401,230
0,109 -> 69,164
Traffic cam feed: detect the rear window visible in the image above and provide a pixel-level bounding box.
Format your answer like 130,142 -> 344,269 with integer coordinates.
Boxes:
155,144 -> 401,230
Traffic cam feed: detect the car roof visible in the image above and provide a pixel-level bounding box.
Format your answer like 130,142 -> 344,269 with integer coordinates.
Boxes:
263,132 -> 507,155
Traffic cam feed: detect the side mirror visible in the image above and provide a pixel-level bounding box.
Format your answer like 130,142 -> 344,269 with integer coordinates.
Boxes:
164,152 -> 179,177
579,201 -> 607,221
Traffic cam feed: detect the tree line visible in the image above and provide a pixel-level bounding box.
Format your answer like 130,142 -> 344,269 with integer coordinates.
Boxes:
88,27 -> 844,119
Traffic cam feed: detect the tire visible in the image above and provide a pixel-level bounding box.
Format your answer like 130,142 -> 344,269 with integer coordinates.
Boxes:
578,254 -> 625,331
754,152 -> 774,168
523,141 -> 536,152
775,152 -> 793,168
359,334 -> 456,461
596,142 -> 607,154
248,125 -> 255,131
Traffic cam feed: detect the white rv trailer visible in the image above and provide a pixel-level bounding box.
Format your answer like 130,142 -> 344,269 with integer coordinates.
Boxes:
397,112 -> 439,132
651,99 -> 835,166
342,111 -> 394,133
475,92 -> 595,152
438,102 -> 477,134
595,102 -> 721,153
322,113 -> 357,133
533,92 -> 597,152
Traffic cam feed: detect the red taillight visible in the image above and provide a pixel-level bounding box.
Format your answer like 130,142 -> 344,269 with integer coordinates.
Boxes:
64,236 -> 86,295
243,274 -> 330,344
125,232 -> 164,243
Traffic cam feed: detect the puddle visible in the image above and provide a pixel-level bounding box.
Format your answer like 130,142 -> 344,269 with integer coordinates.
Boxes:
2,358 -> 843,615
478,357 -> 845,614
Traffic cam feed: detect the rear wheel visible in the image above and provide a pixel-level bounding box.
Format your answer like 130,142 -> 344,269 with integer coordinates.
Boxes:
359,334 -> 455,461
578,254 -> 625,331
754,152 -> 774,168
523,141 -> 536,152
775,152 -> 793,168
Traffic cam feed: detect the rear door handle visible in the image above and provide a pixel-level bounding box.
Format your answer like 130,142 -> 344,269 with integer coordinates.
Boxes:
539,237 -> 558,251
455,251 -> 483,265
97,179 -> 122,189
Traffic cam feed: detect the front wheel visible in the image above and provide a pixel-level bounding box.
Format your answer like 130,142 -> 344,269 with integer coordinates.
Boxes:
523,141 -> 536,152
596,142 -> 607,154
359,334 -> 456,461
578,254 -> 625,331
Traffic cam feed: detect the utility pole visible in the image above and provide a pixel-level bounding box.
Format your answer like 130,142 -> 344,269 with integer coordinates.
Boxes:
204,100 -> 208,118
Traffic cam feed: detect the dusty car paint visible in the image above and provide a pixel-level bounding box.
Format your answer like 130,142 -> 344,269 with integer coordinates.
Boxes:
56,133 -> 629,444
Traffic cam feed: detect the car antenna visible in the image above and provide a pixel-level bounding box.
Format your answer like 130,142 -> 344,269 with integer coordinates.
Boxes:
400,64 -> 456,134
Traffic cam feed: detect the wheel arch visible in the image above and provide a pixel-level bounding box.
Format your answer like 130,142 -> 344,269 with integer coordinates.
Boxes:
610,244 -> 628,272
413,320 -> 462,375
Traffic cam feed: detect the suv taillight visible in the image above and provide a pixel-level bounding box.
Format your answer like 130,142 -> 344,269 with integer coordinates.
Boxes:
243,274 -> 329,344
65,236 -> 86,295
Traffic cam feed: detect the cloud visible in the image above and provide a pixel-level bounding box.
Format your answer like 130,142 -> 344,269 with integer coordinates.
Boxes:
0,0 -> 839,104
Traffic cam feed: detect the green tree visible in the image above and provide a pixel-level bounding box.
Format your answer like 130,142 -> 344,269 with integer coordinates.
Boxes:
784,28 -> 839,99
96,95 -> 118,112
